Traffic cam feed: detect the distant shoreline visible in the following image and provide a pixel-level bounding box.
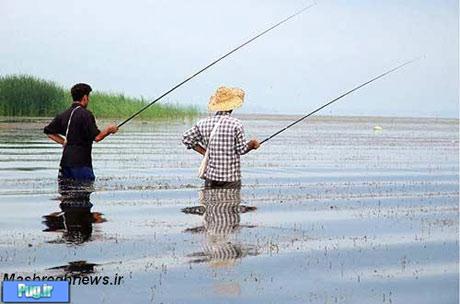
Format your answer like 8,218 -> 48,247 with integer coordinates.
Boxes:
1,114 -> 458,125
0,75 -> 199,120
234,113 -> 460,123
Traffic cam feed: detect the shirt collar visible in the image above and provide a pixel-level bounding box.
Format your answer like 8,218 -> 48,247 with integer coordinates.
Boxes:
71,102 -> 82,108
215,111 -> 231,116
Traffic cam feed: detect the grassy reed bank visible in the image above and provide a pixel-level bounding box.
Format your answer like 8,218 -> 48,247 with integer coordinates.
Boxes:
0,75 -> 199,119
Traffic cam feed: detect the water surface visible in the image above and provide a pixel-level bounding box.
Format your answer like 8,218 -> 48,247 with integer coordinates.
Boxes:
0,115 -> 458,303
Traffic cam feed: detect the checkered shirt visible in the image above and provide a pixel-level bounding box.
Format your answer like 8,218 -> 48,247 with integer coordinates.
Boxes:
182,112 -> 250,182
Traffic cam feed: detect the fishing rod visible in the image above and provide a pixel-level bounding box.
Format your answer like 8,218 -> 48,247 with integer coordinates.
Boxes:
260,58 -> 419,145
117,4 -> 315,128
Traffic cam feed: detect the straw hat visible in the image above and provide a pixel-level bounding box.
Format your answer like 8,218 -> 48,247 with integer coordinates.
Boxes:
208,86 -> 245,112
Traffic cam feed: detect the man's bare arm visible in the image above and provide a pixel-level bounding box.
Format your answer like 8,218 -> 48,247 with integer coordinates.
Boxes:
193,144 -> 206,156
95,124 -> 118,142
47,134 -> 65,146
247,139 -> 261,151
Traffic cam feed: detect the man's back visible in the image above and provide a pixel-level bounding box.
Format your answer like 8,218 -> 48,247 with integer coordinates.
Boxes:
44,83 -> 118,181
182,86 -> 260,187
183,112 -> 249,182
44,103 -> 100,167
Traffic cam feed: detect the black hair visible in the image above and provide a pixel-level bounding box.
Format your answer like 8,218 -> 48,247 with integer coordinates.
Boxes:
71,83 -> 92,102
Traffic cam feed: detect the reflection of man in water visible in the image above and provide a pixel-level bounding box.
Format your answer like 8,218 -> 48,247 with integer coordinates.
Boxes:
47,260 -> 99,277
44,83 -> 118,181
182,87 -> 260,189
182,188 -> 257,267
42,179 -> 105,244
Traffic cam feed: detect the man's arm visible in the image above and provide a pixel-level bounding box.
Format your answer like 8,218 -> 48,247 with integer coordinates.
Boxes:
47,134 -> 65,146
247,139 -> 260,152
193,144 -> 206,156
182,124 -> 204,155
95,124 -> 118,142
235,125 -> 260,155
44,115 -> 65,144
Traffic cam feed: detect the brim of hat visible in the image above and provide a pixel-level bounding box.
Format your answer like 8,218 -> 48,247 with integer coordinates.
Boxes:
208,97 -> 244,112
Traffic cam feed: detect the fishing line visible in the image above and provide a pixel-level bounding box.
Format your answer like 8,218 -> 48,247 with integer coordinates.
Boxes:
117,3 -> 316,128
260,58 -> 421,145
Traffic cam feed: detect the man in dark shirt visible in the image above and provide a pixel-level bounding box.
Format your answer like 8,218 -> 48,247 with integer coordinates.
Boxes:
44,83 -> 118,181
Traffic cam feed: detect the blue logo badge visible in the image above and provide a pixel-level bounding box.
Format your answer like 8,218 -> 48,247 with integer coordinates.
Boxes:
2,281 -> 70,303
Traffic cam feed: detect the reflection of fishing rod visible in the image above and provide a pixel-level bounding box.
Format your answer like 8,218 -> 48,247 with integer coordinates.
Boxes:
117,4 -> 316,128
260,58 -> 420,145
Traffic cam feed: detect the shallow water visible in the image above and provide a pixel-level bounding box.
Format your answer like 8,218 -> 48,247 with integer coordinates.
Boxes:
0,115 -> 458,303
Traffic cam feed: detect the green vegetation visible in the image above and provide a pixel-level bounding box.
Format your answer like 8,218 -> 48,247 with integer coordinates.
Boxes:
0,75 -> 200,119
0,75 -> 65,117
87,91 -> 199,120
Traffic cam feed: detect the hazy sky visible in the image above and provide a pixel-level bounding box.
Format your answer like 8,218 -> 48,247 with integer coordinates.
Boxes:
0,0 -> 458,117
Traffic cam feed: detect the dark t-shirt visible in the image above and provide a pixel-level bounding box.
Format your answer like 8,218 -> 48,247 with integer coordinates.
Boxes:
44,103 -> 101,168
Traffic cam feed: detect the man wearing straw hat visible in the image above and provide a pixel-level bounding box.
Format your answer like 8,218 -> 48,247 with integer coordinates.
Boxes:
182,86 -> 260,189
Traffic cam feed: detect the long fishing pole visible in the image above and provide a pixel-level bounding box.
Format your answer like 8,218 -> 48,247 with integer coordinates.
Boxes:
260,58 -> 419,144
117,4 -> 315,128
